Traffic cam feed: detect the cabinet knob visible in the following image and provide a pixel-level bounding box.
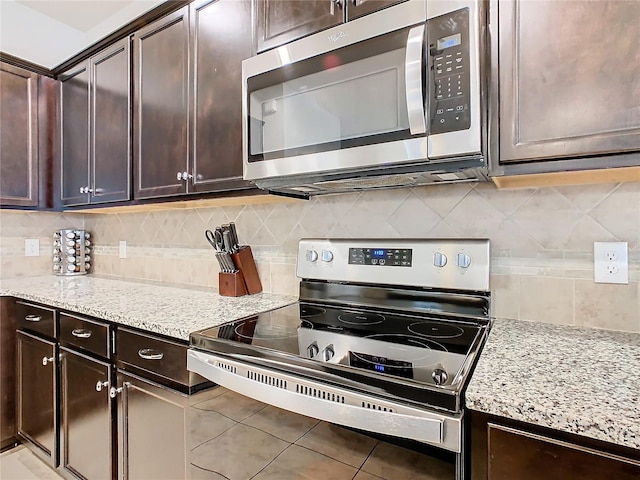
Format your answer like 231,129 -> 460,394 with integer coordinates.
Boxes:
183,171 -> 192,181
176,172 -> 183,180
109,386 -> 123,398
95,380 -> 109,392
42,356 -> 55,366
79,187 -> 85,194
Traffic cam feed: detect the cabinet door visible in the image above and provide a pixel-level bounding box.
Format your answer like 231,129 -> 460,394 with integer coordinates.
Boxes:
487,423 -> 640,480
346,0 -> 406,21
0,299 -> 17,450
133,7 -> 190,199
255,0 -> 343,53
60,348 -> 113,480
0,63 -> 38,207
91,38 -> 131,204
497,0 -> 640,164
60,62 -> 91,206
16,331 -> 58,467
116,371 -> 188,480
190,0 -> 254,194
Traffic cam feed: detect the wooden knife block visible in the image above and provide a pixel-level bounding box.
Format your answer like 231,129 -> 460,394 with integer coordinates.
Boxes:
218,246 -> 262,297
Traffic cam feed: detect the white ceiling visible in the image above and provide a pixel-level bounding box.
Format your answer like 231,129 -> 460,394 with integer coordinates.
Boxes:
16,0 -> 136,32
0,0 -> 166,69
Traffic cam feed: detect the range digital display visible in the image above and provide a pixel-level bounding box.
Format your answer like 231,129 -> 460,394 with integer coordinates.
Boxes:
437,33 -> 461,50
348,247 -> 412,267
349,352 -> 413,379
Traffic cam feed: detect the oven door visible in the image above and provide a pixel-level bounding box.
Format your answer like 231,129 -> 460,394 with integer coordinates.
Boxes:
187,349 -> 462,453
242,0 -> 429,182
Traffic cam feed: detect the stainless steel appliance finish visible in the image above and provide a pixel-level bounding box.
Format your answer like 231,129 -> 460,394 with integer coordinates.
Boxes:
189,238 -> 491,479
242,0 -> 487,197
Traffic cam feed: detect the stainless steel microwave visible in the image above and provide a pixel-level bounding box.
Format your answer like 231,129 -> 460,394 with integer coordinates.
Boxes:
242,0 -> 487,197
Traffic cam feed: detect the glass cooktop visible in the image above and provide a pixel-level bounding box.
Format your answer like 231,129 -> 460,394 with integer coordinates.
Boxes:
194,302 -> 483,386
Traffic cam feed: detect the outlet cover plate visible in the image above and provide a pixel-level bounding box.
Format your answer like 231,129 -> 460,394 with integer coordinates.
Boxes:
594,242 -> 628,284
25,239 -> 39,257
119,241 -> 127,259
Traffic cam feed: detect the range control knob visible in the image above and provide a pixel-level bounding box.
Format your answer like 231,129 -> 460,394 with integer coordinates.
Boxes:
322,345 -> 335,362
432,366 -> 448,385
321,250 -> 334,262
433,252 -> 447,267
456,252 -> 471,268
307,342 -> 319,358
306,249 -> 318,262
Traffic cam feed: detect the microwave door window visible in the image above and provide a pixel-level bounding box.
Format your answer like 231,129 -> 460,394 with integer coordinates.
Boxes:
248,32 -> 415,161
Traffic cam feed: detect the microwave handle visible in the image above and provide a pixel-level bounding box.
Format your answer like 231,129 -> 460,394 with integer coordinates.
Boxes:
405,25 -> 427,135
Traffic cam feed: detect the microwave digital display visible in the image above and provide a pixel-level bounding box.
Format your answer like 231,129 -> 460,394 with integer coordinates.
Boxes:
437,33 -> 461,50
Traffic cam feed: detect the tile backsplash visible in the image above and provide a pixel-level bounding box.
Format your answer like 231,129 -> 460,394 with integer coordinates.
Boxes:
2,181 -> 639,332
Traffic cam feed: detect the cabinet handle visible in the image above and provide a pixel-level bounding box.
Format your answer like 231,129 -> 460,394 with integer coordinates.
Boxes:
176,171 -> 183,180
109,386 -> 123,398
330,0 -> 342,15
42,356 -> 55,366
138,348 -> 164,360
25,314 -> 42,322
71,328 -> 92,339
183,171 -> 192,181
95,380 -> 109,392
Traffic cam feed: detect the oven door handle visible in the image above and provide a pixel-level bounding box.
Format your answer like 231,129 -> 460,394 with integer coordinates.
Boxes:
405,24 -> 427,135
187,349 -> 460,452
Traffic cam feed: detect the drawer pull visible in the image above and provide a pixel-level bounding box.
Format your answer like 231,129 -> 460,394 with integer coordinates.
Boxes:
25,314 -> 42,322
42,356 -> 55,366
138,348 -> 164,360
72,328 -> 92,339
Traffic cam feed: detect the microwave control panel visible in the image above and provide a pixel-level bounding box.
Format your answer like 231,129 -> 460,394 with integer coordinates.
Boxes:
428,8 -> 471,134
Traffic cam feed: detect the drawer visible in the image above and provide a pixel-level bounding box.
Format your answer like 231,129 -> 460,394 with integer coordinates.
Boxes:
116,328 -> 190,386
59,313 -> 111,359
16,301 -> 56,339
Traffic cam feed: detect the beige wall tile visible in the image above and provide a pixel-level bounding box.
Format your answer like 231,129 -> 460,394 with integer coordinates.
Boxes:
575,280 -> 640,332
270,263 -> 298,296
490,274 -> 519,320
518,276 -> 574,325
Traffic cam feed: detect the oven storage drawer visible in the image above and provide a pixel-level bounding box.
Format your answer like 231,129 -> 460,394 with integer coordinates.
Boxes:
116,328 -> 191,387
59,313 -> 111,359
16,301 -> 56,339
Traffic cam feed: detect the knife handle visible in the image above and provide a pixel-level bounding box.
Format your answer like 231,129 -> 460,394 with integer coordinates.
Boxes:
222,230 -> 233,253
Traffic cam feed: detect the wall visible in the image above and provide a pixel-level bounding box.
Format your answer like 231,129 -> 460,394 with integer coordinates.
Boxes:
1,181 -> 638,333
0,210 -> 84,278
83,182 -> 640,333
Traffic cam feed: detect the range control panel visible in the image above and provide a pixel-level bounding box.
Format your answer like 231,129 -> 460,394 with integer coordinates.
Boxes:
297,238 -> 490,292
428,7 -> 471,134
348,248 -> 413,267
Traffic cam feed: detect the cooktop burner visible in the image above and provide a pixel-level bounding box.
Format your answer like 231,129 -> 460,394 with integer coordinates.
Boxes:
233,318 -> 313,340
300,305 -> 325,318
408,322 -> 465,339
364,333 -> 447,351
338,312 -> 385,325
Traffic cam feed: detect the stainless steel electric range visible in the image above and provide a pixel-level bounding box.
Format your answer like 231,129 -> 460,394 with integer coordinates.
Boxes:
188,238 -> 491,479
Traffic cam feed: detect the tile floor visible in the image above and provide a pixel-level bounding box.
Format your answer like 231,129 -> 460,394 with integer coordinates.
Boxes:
0,387 -> 454,480
190,387 -> 455,480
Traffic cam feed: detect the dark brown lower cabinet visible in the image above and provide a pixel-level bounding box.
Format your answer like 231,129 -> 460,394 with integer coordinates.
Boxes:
471,413 -> 640,480
60,347 -> 113,480
116,371 -> 188,480
16,330 -> 58,466
0,298 -> 17,451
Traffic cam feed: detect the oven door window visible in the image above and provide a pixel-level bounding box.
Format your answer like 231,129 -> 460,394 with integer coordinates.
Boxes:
247,25 -> 425,162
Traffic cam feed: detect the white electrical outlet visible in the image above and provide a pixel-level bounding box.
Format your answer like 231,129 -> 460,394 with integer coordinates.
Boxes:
25,239 -> 40,257
119,241 -> 127,259
594,242 -> 628,284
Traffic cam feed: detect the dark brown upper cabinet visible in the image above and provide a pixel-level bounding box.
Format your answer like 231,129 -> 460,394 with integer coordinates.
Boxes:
0,63 -> 39,207
134,0 -> 253,200
190,0 -> 253,194
60,38 -> 131,207
490,0 -> 640,177
254,0 -> 405,53
133,8 -> 190,199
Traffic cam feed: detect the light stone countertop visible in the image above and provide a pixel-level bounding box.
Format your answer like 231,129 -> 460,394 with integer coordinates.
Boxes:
466,318 -> 640,451
1,276 -> 297,341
